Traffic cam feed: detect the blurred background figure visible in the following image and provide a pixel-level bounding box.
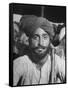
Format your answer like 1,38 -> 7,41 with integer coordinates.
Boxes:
13,21 -> 20,59
13,20 -> 29,59
52,23 -> 65,60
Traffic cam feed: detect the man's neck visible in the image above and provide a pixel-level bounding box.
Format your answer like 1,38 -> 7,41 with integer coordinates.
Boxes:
35,54 -> 49,70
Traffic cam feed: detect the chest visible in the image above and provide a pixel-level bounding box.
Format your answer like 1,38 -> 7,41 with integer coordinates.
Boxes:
21,59 -> 52,85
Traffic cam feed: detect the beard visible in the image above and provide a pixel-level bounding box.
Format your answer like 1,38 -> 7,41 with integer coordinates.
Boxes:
34,46 -> 50,58
28,44 -> 50,63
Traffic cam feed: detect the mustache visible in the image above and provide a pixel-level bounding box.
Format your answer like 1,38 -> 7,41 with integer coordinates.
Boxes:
34,45 -> 47,49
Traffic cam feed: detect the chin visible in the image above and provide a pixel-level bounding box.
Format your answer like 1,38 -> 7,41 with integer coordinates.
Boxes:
35,48 -> 49,58
35,51 -> 46,58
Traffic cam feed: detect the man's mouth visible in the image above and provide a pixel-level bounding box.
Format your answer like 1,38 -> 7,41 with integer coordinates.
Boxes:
37,48 -> 43,51
32,46 -> 47,54
36,48 -> 46,53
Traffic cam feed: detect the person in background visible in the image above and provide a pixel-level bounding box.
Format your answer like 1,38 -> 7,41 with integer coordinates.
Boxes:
13,21 -> 29,59
13,22 -> 20,59
52,24 -> 65,59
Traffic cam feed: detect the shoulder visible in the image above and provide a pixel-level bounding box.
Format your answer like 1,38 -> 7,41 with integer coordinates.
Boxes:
13,55 -> 30,65
13,55 -> 31,74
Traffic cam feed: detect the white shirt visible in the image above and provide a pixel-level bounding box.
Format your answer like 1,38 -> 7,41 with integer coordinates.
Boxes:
13,54 -> 65,86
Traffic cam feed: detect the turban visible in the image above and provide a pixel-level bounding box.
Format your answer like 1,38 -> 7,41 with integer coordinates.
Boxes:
19,15 -> 54,40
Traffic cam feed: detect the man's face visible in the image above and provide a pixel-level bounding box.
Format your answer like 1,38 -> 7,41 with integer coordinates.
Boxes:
29,28 -> 50,56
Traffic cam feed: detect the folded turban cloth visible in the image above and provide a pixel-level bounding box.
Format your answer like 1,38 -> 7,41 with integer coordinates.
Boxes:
19,15 -> 54,40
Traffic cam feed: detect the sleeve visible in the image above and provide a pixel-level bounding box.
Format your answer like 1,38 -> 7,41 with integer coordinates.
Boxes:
13,57 -> 26,86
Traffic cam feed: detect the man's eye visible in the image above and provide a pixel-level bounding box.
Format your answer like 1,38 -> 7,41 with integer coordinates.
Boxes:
43,36 -> 47,39
33,36 -> 38,39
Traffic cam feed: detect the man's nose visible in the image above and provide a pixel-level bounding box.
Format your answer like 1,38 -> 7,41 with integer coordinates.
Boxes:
39,37 -> 43,46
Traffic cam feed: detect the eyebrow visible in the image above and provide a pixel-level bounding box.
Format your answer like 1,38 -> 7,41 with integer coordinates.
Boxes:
42,33 -> 48,37
33,34 -> 39,37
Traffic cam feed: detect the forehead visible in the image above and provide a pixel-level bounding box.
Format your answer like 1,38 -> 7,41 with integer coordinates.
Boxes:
33,28 -> 49,36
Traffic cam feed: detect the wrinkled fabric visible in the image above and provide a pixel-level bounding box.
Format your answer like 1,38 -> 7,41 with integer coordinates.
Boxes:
13,54 -> 65,86
19,15 -> 54,39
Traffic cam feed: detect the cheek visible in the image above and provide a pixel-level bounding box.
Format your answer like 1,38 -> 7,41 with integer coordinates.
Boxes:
31,39 -> 39,48
43,38 -> 50,46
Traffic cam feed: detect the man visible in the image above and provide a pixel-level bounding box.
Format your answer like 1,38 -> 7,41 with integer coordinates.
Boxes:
13,15 -> 65,86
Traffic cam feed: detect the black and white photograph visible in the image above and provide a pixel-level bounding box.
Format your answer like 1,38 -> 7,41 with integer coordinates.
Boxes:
9,3 -> 66,87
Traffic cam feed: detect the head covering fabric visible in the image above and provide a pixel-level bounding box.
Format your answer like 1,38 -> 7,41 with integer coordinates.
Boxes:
19,15 -> 54,40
